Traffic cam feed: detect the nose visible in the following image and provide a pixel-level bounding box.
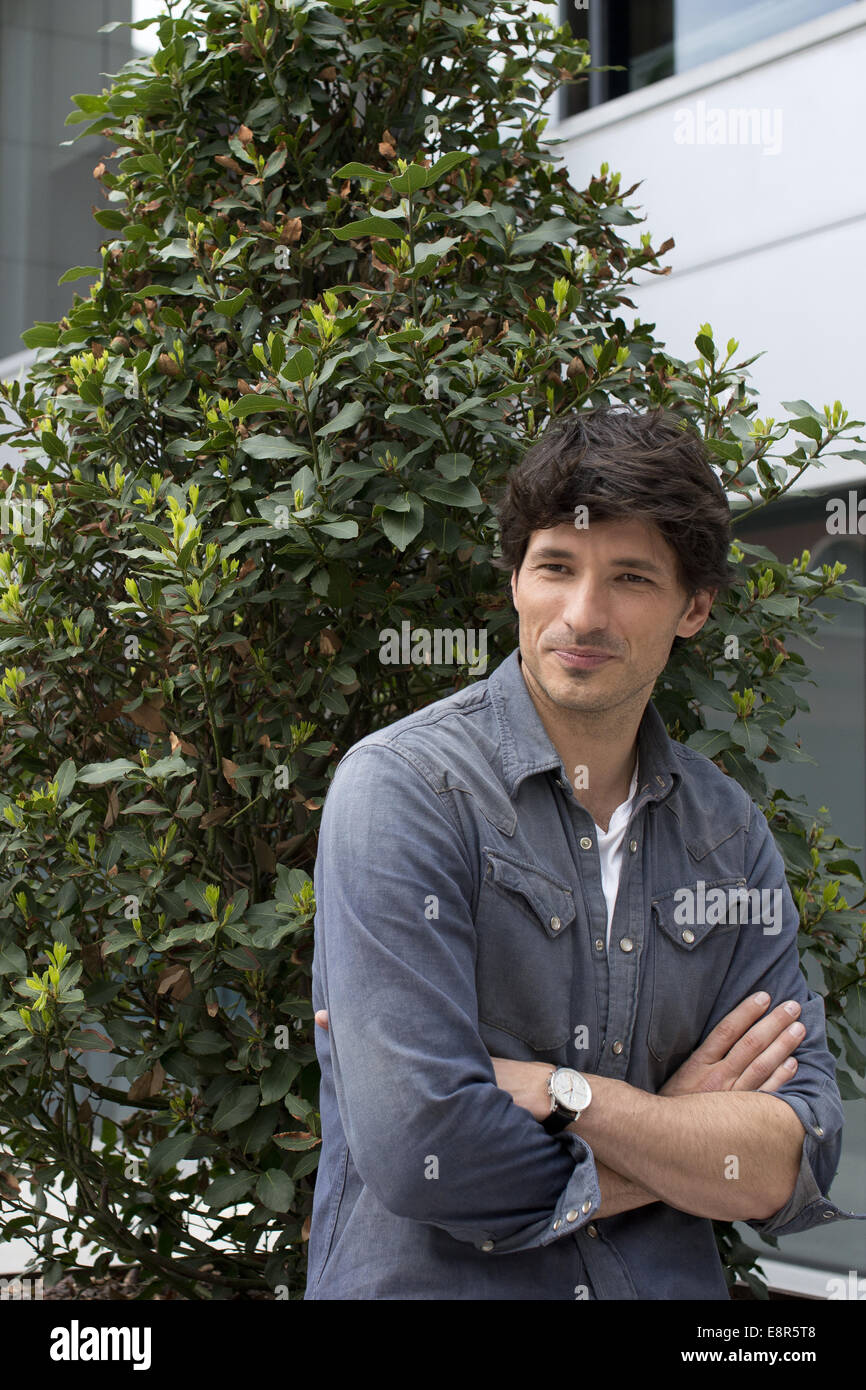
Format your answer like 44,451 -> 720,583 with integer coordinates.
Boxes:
558,571 -> 614,638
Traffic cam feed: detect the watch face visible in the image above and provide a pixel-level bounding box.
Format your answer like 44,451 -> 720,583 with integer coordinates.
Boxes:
552,1068 -> 591,1113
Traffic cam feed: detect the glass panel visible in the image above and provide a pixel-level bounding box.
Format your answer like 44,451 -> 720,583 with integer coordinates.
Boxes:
559,0 -> 856,114
673,0 -> 855,74
0,2 -> 133,358
732,495 -> 865,1276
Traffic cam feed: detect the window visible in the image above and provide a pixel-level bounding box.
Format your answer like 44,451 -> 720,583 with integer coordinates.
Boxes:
559,0 -> 857,116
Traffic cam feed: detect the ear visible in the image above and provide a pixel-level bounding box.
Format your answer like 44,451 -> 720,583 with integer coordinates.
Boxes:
676,587 -> 716,639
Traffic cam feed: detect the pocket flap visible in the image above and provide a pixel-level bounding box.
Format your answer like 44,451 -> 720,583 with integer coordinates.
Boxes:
652,877 -> 747,949
483,849 -> 576,940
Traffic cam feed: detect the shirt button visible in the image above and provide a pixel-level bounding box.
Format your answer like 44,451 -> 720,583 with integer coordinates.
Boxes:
619,937 -> 634,953
814,1126 -> 824,1137
594,938 -> 604,951
566,1209 -> 579,1223
579,836 -> 593,849
629,839 -> 638,853
480,1239 -> 495,1250
581,1199 -> 592,1214
587,1224 -> 599,1238
553,1218 -> 562,1231
681,929 -> 695,944
612,1040 -> 623,1055
822,1210 -> 834,1219
550,916 -> 562,932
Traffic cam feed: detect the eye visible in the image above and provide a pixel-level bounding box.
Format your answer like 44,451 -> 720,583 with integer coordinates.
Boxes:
539,566 -> 650,582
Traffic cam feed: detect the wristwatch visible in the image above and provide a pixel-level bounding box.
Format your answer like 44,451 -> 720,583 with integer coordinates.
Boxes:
542,1067 -> 592,1135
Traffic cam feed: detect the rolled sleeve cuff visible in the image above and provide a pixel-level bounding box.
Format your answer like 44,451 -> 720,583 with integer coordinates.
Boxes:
462,1131 -> 602,1255
746,1091 -> 866,1238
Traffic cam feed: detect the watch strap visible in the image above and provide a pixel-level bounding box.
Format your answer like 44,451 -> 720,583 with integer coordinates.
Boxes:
542,1107 -> 576,1135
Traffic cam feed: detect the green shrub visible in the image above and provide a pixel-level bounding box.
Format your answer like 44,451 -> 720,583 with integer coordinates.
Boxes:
0,0 -> 863,1299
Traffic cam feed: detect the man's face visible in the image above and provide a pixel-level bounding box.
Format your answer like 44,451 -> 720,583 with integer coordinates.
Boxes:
510,517 -> 714,716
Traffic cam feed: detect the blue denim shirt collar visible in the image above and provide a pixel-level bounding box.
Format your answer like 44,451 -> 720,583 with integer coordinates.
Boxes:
487,647 -> 681,806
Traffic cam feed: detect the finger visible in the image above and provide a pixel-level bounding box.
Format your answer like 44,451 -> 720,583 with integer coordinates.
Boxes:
757,1057 -> 799,1093
730,1019 -> 805,1091
689,991 -> 774,1065
721,1002 -> 803,1081
314,1009 -> 329,1030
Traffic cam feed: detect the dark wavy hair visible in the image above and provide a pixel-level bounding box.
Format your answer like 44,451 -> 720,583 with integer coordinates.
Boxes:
492,406 -> 736,648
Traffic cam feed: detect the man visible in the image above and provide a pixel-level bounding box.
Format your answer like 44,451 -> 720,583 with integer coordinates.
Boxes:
305,407 -> 859,1300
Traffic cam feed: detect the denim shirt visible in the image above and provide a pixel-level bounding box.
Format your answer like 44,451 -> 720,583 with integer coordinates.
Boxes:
305,648 -> 861,1300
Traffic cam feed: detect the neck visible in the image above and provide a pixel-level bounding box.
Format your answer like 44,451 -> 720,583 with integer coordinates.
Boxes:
518,651 -> 642,820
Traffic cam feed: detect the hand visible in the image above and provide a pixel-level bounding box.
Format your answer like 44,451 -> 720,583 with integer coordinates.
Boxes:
314,1009 -> 553,1120
659,992 -> 805,1098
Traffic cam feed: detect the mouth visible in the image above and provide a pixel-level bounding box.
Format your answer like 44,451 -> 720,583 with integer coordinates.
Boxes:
551,648 -> 616,670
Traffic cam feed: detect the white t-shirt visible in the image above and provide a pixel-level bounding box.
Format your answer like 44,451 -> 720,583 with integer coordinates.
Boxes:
594,756 -> 640,951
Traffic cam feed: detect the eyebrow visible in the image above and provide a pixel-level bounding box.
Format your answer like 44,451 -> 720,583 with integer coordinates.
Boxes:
528,545 -> 668,577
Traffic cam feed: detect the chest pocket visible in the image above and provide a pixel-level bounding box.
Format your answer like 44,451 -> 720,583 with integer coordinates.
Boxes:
474,848 -> 576,1053
648,877 -> 746,1066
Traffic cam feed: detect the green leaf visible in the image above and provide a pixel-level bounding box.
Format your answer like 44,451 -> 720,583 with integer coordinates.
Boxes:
597,205 -> 637,225
420,475 -> 481,508
843,984 -> 866,1036
256,1168 -> 295,1212
333,162 -> 391,184
57,266 -> 101,285
389,162 -> 429,194
186,1031 -> 232,1055
282,346 -> 316,382
20,324 -> 60,349
688,672 -> 737,713
213,287 -> 251,317
787,415 -> 823,443
260,1054 -> 301,1104
148,1132 -> 195,1179
77,759 -> 140,784
781,399 -> 822,421
211,1086 -> 261,1131
684,728 -> 731,758
728,720 -> 769,758
0,943 -> 28,976
273,1132 -> 319,1151
70,92 -> 109,115
410,236 -> 460,272
203,1171 -> 257,1209
290,1149 -> 321,1181
330,216 -> 406,241
427,151 -> 471,181
228,394 -> 290,417
511,217 -> 577,257
65,1028 -> 114,1052
92,208 -> 127,230
53,759 -> 77,801
135,522 -> 173,551
316,400 -> 364,437
314,519 -> 359,539
836,1070 -> 865,1101
181,876 -> 216,917
434,452 -> 474,479
239,435 -> 310,459
695,334 -> 716,360
381,494 -> 424,550
263,147 -> 287,179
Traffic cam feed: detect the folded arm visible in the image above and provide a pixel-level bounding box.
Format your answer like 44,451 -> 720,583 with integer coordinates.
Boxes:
571,1079 -> 804,1220
314,743 -> 606,1252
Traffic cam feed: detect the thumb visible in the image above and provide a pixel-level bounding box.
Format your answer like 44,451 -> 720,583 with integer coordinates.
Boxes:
314,1008 -> 330,1030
